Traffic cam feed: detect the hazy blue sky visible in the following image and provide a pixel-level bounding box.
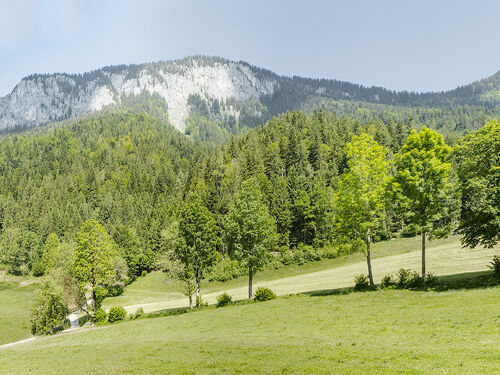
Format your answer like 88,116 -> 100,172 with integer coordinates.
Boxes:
1,0 -> 499,96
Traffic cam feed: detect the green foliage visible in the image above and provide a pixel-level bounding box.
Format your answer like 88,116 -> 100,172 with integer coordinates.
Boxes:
108,306 -> 127,323
216,292 -> 232,307
40,233 -> 60,275
380,274 -> 395,289
74,220 -> 117,311
205,257 -> 246,282
177,192 -> 219,300
489,256 -> 500,278
130,307 -> 145,320
353,274 -> 370,291
394,126 -> 458,238
225,177 -> 277,297
254,287 -> 276,302
94,308 -> 107,324
454,120 -> 500,248
30,279 -> 68,335
396,268 -> 422,289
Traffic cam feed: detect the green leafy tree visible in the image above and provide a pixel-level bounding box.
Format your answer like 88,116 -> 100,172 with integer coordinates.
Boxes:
177,193 -> 219,306
394,126 -> 458,278
74,220 -> 116,313
30,278 -> 68,335
224,178 -> 277,298
454,120 -> 500,248
335,134 -> 391,286
41,233 -> 60,274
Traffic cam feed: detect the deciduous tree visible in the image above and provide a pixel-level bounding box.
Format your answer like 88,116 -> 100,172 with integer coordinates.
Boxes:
335,134 -> 391,287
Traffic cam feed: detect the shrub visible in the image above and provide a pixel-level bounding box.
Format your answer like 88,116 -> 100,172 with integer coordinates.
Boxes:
353,274 -> 369,291
141,270 -> 148,277
196,296 -> 208,308
321,246 -> 338,259
130,307 -> 144,320
254,287 -> 276,302
30,280 -> 68,335
94,308 -> 107,324
489,255 -> 500,278
380,274 -> 395,288
108,306 -> 127,323
396,268 -> 422,289
206,257 -> 245,282
424,272 -> 439,288
216,292 -> 232,307
106,284 -> 124,297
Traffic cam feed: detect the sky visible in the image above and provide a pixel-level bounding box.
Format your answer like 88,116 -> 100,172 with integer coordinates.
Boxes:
1,0 -> 499,96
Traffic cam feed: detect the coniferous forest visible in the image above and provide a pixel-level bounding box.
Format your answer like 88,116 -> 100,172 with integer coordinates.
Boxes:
1,107 -> 498,299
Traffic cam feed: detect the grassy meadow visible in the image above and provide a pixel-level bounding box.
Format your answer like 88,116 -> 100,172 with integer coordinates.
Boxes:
103,235 -> 498,313
0,281 -> 37,345
2,287 -> 500,374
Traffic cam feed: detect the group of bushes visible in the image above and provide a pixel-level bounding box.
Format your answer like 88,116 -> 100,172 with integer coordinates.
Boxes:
216,287 -> 276,307
206,243 -> 356,283
354,269 -> 439,291
93,306 -> 129,324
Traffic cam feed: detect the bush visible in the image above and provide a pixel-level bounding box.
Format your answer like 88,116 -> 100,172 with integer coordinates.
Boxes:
196,295 -> 208,308
141,270 -> 148,277
489,255 -> 500,278
424,272 -> 439,288
106,284 -> 124,297
380,274 -> 395,288
396,268 -> 422,289
30,280 -> 68,335
94,308 -> 107,324
206,257 -> 245,282
254,287 -> 276,302
130,307 -> 144,320
216,292 -> 232,307
321,246 -> 338,259
108,306 -> 127,323
354,274 -> 370,291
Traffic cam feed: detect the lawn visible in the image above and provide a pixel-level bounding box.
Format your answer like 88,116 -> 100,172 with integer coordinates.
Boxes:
103,235 -> 499,313
2,287 -> 500,374
0,282 -> 37,345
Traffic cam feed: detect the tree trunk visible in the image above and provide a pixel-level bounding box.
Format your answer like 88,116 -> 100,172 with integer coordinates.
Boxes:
92,289 -> 97,310
188,294 -> 193,309
248,264 -> 253,299
195,269 -> 200,306
366,229 -> 374,287
421,231 -> 426,279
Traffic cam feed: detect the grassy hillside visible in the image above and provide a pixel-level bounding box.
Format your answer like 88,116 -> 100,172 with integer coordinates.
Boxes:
0,280 -> 37,345
102,235 -> 498,313
2,287 -> 500,374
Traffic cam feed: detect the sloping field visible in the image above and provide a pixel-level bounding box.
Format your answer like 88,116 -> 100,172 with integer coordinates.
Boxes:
2,287 -> 499,374
115,238 -> 498,313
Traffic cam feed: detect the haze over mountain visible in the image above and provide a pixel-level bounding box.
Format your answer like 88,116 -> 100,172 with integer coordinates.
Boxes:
0,55 -> 499,133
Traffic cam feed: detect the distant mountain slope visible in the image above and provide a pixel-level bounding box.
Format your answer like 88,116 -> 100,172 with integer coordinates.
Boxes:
0,55 -> 499,132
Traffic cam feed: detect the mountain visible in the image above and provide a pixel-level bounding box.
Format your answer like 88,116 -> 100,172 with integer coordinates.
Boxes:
0,55 -> 499,133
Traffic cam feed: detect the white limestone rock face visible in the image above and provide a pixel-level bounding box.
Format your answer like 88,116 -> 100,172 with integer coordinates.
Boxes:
0,58 -> 277,132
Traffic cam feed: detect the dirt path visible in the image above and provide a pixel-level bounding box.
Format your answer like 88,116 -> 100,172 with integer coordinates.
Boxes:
122,243 -> 498,313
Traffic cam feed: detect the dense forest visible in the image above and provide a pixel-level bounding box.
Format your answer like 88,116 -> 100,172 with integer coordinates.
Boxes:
0,108 -> 498,295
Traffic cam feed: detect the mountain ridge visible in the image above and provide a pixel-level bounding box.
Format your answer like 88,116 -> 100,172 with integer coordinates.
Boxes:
1,55 -> 499,132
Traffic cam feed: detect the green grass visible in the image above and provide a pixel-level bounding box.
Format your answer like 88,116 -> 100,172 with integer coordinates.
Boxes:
103,235 -> 498,313
2,287 -> 500,374
0,282 -> 37,345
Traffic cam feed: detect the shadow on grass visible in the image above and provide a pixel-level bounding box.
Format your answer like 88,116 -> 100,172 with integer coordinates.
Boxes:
302,270 -> 500,297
